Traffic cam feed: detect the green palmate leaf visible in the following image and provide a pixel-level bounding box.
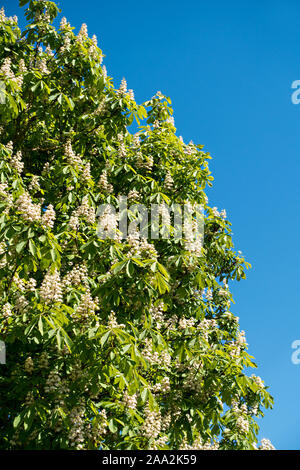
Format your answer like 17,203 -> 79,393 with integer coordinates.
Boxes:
108,418 -> 118,433
28,239 -> 37,257
13,414 -> 22,429
38,316 -> 44,336
100,330 -> 110,346
16,240 -> 27,253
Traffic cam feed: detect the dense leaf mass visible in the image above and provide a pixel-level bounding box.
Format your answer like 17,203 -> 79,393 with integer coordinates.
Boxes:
0,0 -> 273,450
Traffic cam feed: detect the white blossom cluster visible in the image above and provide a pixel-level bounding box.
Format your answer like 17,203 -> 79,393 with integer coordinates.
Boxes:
12,273 -> 25,291
236,415 -> 249,434
44,372 -> 70,414
142,338 -> 171,367
14,294 -> 28,313
180,436 -> 219,450
10,431 -> 22,448
127,232 -> 157,258
183,143 -> 197,156
97,206 -> 119,238
75,290 -> 98,321
141,404 -> 161,439
63,264 -> 89,288
196,318 -> 217,342
42,162 -> 50,174
64,140 -> 83,167
128,89 -> 135,100
36,55 -> 50,75
148,435 -> 168,450
139,237 -> 158,257
45,370 -> 61,394
180,360 -> 203,393
211,206 -> 227,219
93,98 -> 107,117
10,151 -> 24,174
82,162 -> 91,182
91,34 -> 98,46
24,357 -> 34,374
107,310 -> 125,329
68,361 -> 85,381
251,374 -> 264,389
86,409 -> 108,443
161,414 -> 172,432
60,17 -> 70,29
69,196 -> 95,230
128,189 -> 141,203
69,214 -> 79,231
249,403 -> 259,416
68,400 -> 86,449
117,134 -> 127,158
230,330 -> 247,356
0,57 -> 23,87
230,399 -> 255,435
24,391 -> 34,407
122,391 -> 137,409
41,204 -> 56,229
158,204 -> 172,237
98,170 -> 113,193
259,438 -> 275,450
60,35 -> 71,54
0,182 -> 8,197
152,377 -> 170,394
133,133 -> 140,147
184,220 -> 203,257
184,373 -> 202,393
2,302 -> 12,318
11,275 -> 29,310
13,274 -> 36,293
40,268 -> 63,304
38,352 -> 49,370
219,279 -> 229,297
77,23 -> 88,44
29,175 -> 40,191
0,181 -> 13,214
178,316 -> 196,330
16,192 -> 41,223
45,46 -> 54,57
0,241 -> 7,268
166,116 -> 175,127
5,141 -> 13,153
149,302 -> 165,329
163,314 -> 179,331
223,310 -> 239,324
0,6 -> 5,22
160,350 -> 171,367
118,77 -> 127,95
72,195 -> 96,229
102,65 -> 107,79
89,35 -> 101,60
142,338 -> 159,364
13,273 -> 32,313
136,151 -> 153,170
164,171 -> 173,190
35,10 -> 51,24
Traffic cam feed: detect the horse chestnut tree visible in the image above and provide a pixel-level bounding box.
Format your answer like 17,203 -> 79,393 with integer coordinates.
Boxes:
0,0 -> 274,450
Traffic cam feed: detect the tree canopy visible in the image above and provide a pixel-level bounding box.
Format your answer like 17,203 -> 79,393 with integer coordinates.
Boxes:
0,0 -> 274,450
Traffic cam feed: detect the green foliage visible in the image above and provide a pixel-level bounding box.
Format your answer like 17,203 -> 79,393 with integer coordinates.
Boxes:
0,1 -> 273,450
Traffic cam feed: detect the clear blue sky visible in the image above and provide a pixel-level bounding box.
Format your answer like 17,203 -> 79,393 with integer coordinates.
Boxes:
3,0 -> 300,450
